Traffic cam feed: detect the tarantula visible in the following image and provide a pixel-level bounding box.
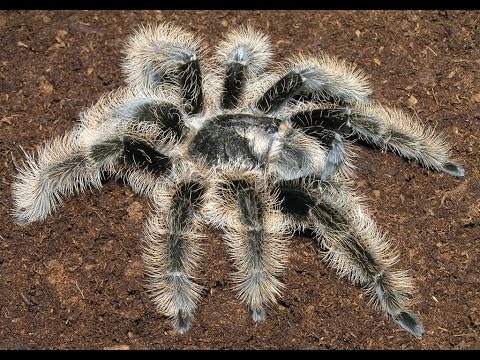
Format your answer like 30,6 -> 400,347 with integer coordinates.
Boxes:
12,23 -> 464,339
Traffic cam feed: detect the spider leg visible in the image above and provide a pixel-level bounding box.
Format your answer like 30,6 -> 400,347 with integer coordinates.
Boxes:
266,121 -> 330,181
316,132 -> 350,180
288,103 -> 464,177
206,171 -> 288,321
215,25 -> 273,110
84,91 -> 186,196
12,129 -> 103,225
85,85 -> 193,198
142,165 -> 207,333
286,109 -> 354,180
122,23 -> 205,115
274,179 -> 425,338
11,125 -> 174,225
12,88 -> 184,225
315,182 -> 424,337
254,53 -> 371,114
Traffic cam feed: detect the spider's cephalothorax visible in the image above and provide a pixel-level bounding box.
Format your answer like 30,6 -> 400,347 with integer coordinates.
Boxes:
12,23 -> 465,339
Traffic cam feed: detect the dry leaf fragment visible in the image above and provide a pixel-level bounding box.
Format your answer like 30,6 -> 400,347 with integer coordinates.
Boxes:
408,95 -> 418,106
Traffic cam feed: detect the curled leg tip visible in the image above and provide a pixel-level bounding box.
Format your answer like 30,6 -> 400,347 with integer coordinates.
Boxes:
251,308 -> 266,322
442,162 -> 465,177
15,218 -> 30,227
13,212 -> 36,227
173,312 -> 192,335
393,311 -> 425,339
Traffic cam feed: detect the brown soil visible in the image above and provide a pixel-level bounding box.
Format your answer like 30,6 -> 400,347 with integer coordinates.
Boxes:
0,10 -> 479,350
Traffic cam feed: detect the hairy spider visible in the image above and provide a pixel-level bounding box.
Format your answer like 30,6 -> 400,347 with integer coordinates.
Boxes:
12,23 -> 464,338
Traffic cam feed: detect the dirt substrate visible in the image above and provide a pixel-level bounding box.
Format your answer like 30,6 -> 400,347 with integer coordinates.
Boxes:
0,10 -> 479,350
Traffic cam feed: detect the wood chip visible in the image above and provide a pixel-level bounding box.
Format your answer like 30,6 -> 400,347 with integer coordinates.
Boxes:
1,116 -> 12,125
127,201 -> 143,221
470,93 -> 480,103
1,114 -> 19,125
104,345 -> 130,350
448,69 -> 457,79
69,21 -> 104,35
17,41 -> 30,49
407,95 -> 418,107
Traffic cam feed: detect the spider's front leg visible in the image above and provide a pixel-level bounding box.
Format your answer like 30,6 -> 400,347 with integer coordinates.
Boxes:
214,25 -> 273,110
143,165 -> 208,333
275,179 -> 425,338
12,87 -> 185,225
12,129 -> 104,225
207,171 -> 289,321
253,54 -> 372,115
122,23 -> 208,115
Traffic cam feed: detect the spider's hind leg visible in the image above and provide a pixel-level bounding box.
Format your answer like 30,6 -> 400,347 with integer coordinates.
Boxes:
311,182 -> 425,338
273,178 -> 424,337
143,166 -> 208,333
11,87 -> 186,226
11,123 -> 174,226
207,171 -> 288,321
